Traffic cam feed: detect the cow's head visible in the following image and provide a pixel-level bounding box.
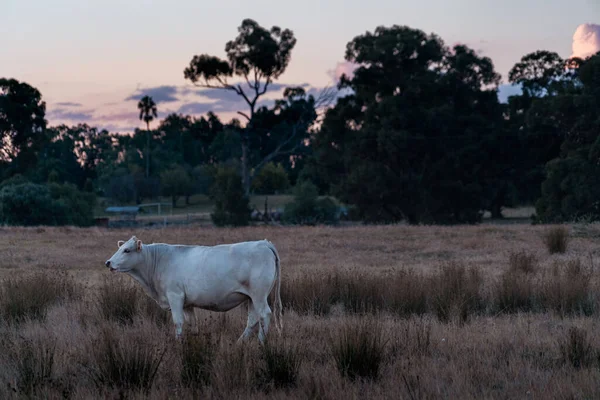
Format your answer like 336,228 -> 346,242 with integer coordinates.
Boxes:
105,236 -> 143,273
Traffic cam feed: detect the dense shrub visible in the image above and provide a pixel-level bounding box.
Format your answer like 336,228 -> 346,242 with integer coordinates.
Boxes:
283,181 -> 339,225
0,181 -> 95,226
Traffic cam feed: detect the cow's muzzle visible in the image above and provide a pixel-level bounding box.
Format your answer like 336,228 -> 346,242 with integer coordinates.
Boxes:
105,260 -> 116,272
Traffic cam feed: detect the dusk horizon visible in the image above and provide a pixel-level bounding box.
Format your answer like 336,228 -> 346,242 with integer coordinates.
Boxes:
3,0 -> 599,133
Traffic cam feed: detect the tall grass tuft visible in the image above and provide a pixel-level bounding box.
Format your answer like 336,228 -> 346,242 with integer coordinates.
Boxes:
430,262 -> 483,324
96,277 -> 140,324
85,326 -> 166,392
0,272 -> 80,324
543,226 -> 569,254
558,326 -> 595,368
180,333 -> 215,389
541,259 -> 595,316
330,318 -> 387,382
508,250 -> 538,274
11,336 -> 57,396
494,268 -> 537,313
258,338 -> 303,390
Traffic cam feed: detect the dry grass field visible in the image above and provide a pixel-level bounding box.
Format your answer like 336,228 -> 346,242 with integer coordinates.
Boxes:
1,222 -> 600,399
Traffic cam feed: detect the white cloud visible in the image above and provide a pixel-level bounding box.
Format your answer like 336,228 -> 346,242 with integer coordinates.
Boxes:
571,23 -> 600,59
328,61 -> 359,83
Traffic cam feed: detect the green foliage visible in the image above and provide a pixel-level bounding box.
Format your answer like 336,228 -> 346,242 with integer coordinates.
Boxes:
0,78 -> 47,171
192,164 -> 216,195
312,25 -> 503,224
209,166 -> 251,226
534,53 -> 600,222
251,162 -> 290,194
48,182 -> 96,226
160,165 -> 194,207
0,183 -> 57,226
283,181 -> 339,225
0,173 -> 28,189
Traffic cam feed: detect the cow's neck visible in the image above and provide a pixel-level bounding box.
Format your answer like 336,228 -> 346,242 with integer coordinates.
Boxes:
127,245 -> 159,300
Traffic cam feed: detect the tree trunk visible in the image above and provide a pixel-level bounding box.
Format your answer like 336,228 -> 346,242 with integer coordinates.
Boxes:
241,134 -> 250,196
145,122 -> 150,178
172,195 -> 177,208
490,203 -> 504,219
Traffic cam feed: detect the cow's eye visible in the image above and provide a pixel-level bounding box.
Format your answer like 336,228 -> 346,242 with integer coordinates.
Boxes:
124,249 -> 130,253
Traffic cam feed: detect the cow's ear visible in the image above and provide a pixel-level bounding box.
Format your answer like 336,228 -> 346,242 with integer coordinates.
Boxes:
136,240 -> 142,252
118,240 -> 125,248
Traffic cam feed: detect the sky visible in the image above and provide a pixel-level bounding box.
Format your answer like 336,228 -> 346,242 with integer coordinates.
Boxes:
1,0 -> 599,133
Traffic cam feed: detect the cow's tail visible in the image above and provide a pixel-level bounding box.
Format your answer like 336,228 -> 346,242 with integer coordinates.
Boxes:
265,240 -> 283,333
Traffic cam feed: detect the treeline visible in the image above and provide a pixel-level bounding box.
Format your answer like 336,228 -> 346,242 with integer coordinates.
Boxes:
1,19 -> 599,226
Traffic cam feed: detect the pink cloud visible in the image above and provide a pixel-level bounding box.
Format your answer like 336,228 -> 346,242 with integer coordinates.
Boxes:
571,23 -> 600,59
328,61 -> 359,83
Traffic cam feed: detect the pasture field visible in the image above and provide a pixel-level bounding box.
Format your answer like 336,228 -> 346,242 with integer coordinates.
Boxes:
1,222 -> 600,398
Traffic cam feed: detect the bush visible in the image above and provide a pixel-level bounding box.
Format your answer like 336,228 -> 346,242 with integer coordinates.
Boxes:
48,182 -> 96,226
209,166 -> 251,227
251,162 -> 290,194
543,226 -> 569,254
0,182 -> 95,226
283,181 -> 339,225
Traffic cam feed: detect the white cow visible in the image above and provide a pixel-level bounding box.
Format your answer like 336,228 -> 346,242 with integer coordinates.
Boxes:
104,236 -> 282,343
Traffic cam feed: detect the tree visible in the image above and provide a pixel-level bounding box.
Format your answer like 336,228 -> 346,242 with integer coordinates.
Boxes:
209,166 -> 251,226
0,78 -> 47,174
506,51 -> 584,205
535,51 -> 600,222
184,19 -> 324,195
508,51 -> 566,97
251,162 -> 290,194
311,25 -> 504,224
160,165 -> 193,208
137,95 -> 157,178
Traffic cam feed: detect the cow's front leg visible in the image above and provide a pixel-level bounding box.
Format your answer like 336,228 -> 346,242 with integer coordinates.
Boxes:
167,291 -> 185,340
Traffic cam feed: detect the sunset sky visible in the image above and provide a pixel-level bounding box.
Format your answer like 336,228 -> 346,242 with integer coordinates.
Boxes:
2,0 -> 599,132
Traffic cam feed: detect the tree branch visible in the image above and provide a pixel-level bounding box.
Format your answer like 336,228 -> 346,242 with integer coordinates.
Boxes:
237,111 -> 251,121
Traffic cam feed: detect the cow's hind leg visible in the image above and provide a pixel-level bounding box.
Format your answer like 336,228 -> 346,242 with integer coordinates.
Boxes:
252,298 -> 272,344
184,308 -> 198,335
237,301 -> 259,344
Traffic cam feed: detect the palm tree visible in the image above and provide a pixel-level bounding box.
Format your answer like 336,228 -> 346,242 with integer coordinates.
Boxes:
137,95 -> 157,178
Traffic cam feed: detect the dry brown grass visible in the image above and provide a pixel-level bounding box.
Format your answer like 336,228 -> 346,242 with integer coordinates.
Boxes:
1,222 -> 600,398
